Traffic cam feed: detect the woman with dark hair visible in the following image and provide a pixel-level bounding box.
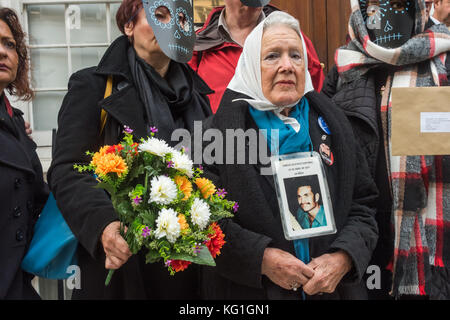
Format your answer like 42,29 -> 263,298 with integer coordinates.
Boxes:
47,0 -> 212,299
0,8 -> 49,299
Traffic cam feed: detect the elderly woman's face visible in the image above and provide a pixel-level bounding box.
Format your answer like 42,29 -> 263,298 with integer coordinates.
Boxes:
125,7 -> 168,63
260,25 -> 305,107
0,20 -> 18,90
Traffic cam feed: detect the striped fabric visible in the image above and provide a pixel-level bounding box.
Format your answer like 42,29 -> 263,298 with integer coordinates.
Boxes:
335,0 -> 450,297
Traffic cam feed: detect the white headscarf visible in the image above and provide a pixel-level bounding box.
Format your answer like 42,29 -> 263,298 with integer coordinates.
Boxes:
227,11 -> 314,132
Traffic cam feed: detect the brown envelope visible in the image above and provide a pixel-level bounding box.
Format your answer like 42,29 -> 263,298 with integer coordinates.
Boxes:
391,87 -> 450,156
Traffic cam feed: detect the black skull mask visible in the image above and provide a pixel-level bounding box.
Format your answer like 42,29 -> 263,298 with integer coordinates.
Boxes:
359,0 -> 416,48
142,0 -> 195,63
240,0 -> 270,7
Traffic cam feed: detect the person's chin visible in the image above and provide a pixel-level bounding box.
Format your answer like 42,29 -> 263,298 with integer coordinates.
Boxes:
0,74 -> 13,85
274,98 -> 300,107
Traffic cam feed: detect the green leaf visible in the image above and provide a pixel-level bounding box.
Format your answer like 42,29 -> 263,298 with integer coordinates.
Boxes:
144,166 -> 160,177
210,209 -> 234,221
127,162 -> 145,182
113,200 -> 136,223
145,250 -> 162,264
115,186 -> 134,199
94,181 -> 115,195
170,245 -> 216,267
141,209 -> 157,228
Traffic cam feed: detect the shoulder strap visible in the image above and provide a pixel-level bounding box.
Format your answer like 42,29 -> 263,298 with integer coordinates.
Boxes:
100,75 -> 113,135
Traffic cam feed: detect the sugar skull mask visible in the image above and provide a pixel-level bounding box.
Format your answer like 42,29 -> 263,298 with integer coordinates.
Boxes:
359,0 -> 416,48
142,0 -> 195,63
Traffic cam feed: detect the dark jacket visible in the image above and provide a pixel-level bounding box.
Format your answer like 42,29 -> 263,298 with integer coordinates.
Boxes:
47,36 -> 212,299
200,89 -> 378,300
322,66 -> 394,295
0,100 -> 48,299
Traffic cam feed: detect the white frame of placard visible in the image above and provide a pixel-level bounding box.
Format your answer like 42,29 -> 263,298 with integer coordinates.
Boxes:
271,151 -> 337,241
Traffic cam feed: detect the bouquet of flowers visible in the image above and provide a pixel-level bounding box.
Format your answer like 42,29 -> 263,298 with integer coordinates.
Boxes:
74,126 -> 237,286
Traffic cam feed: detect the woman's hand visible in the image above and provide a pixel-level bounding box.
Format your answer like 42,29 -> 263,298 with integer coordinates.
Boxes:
302,250 -> 353,296
261,247 -> 315,290
101,221 -> 132,270
24,121 -> 33,139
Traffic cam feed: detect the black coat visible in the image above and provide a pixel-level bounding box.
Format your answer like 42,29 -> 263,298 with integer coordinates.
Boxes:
47,36 -> 212,299
200,89 -> 379,300
0,101 -> 48,299
322,67 -> 394,299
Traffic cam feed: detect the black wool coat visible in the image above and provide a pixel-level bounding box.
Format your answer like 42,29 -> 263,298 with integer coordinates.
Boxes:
47,36 -> 212,299
0,103 -> 48,299
200,89 -> 379,300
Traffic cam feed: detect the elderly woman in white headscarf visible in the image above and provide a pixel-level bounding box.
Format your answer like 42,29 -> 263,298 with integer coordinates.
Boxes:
200,11 -> 379,300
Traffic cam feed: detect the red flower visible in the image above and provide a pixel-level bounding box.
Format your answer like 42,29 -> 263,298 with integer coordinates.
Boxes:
206,222 -> 226,258
170,260 -> 192,272
105,144 -> 124,154
128,143 -> 139,155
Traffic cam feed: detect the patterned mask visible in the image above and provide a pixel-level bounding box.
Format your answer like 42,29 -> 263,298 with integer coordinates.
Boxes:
142,0 -> 195,63
359,0 -> 416,48
240,0 -> 270,7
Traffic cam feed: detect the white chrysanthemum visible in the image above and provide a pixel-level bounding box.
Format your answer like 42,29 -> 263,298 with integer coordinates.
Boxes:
172,150 -> 194,177
190,198 -> 211,230
154,208 -> 181,243
139,137 -> 173,157
149,175 -> 178,205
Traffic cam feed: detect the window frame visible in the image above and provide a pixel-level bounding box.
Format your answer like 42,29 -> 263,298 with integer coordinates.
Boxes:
20,0 -> 122,147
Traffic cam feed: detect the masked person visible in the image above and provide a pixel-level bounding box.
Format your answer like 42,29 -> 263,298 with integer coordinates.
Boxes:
188,0 -> 325,114
47,0 -> 212,299
322,0 -> 450,299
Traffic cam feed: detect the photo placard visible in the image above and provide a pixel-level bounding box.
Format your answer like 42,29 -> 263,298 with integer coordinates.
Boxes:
271,152 -> 336,240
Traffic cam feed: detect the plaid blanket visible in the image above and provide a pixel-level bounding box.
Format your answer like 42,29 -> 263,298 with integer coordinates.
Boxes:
335,0 -> 450,297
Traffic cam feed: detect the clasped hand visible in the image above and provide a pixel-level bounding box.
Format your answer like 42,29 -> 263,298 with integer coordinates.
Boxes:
101,221 -> 132,270
261,248 -> 352,296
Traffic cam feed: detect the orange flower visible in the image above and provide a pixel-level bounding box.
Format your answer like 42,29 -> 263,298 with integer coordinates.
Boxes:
178,214 -> 189,232
206,222 -> 226,258
95,146 -> 110,157
174,175 -> 192,200
170,260 -> 191,272
91,152 -> 128,177
195,178 -> 216,199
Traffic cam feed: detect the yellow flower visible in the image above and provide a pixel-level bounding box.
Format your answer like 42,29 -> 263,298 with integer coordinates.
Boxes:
174,175 -> 192,200
178,214 -> 190,234
195,178 -> 216,199
91,152 -> 127,177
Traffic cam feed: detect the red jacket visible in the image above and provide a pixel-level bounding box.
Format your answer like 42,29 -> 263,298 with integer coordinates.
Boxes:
189,6 -> 325,114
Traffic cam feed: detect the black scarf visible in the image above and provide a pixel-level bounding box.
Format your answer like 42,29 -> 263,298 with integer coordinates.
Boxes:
128,47 -> 200,143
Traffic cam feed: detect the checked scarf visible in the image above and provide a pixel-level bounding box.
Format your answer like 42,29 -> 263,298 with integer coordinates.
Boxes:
335,0 -> 450,297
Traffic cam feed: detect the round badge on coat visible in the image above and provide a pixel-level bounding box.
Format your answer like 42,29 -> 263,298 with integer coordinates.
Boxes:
319,143 -> 334,166
318,116 -> 331,135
